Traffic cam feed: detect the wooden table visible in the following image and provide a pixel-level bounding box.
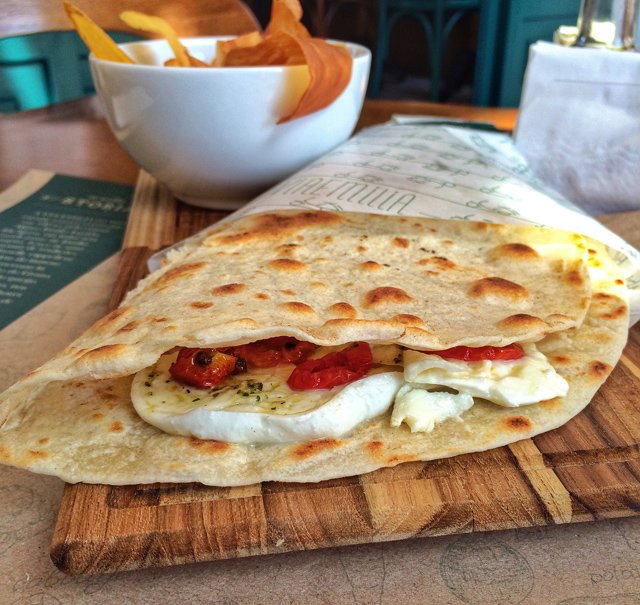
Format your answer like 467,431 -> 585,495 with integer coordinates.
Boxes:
2,97 -> 640,597
0,96 -> 518,192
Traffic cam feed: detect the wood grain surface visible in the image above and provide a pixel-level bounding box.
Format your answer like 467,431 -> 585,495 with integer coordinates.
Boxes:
50,172 -> 640,575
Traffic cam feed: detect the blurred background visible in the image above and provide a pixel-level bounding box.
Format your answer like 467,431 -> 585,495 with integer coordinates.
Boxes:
0,0 -> 589,112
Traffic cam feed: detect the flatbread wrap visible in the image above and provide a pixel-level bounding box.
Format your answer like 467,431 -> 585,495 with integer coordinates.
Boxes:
0,211 -> 629,486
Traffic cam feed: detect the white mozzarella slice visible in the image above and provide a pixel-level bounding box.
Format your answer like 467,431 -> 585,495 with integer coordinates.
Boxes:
132,352 -> 405,444
403,342 -> 568,407
371,344 -> 404,366
391,386 -> 474,433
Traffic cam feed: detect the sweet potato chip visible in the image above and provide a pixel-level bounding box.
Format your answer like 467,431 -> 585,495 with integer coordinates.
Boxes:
215,31 -> 263,67
164,56 -> 209,67
280,0 -> 304,21
63,0 -> 133,63
277,38 -> 353,124
268,0 -> 311,40
223,31 -> 306,67
120,10 -> 191,67
63,0 -> 354,124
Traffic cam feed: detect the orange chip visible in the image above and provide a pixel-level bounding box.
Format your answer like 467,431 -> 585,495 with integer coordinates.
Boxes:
224,31 -> 306,67
188,55 -> 210,67
280,0 -> 304,21
165,56 -> 209,67
120,10 -> 191,67
63,0 -> 354,124
268,0 -> 311,40
277,38 -> 353,124
63,1 -> 134,63
215,31 -> 263,67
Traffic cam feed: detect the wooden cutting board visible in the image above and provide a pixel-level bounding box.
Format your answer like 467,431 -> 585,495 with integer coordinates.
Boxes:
51,172 -> 640,575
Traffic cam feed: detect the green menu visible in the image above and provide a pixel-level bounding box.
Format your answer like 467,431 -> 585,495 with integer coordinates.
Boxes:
0,174 -> 133,331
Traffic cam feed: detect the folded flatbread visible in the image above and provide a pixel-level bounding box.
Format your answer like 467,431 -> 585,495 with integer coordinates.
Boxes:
0,211 -> 629,485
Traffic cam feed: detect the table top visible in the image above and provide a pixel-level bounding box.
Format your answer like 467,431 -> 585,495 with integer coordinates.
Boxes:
0,97 -> 519,191
1,97 -> 639,604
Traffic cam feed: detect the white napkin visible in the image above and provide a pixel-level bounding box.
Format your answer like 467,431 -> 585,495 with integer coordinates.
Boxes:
514,41 -> 640,215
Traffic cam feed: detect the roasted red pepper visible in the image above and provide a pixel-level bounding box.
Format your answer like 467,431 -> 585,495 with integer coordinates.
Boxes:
426,343 -> 525,362
169,348 -> 240,388
287,342 -> 372,391
225,336 -> 315,368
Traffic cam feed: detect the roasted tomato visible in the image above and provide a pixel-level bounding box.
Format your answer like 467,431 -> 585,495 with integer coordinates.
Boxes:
226,336 -> 315,368
169,348 -> 240,388
287,342 -> 372,391
426,343 -> 525,362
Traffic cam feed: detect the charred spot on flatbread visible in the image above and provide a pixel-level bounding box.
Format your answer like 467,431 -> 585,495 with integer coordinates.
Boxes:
189,437 -> 230,454
328,302 -> 358,318
391,314 -> 426,327
364,287 -> 414,308
501,416 -> 532,431
91,306 -> 132,332
152,263 -> 207,287
488,243 -> 540,262
360,261 -> 382,271
587,360 -> 612,381
190,302 -> 214,309
498,314 -> 547,332
566,271 -> 585,286
276,243 -> 301,257
26,450 -> 49,461
282,302 -> 316,314
469,277 -> 529,304
116,321 -> 140,334
212,211 -> 344,245
110,421 -> 125,433
600,305 -> 628,320
366,441 -> 385,458
499,314 -> 550,337
387,454 -> 418,464
212,283 -> 245,296
268,258 -> 307,271
0,446 -> 11,462
292,438 -> 344,459
591,293 -> 628,320
78,344 -> 128,361
418,256 -> 458,271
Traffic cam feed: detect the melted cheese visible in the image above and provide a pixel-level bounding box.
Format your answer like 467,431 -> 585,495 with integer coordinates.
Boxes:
391,386 -> 474,432
402,342 -> 568,407
131,351 -> 404,444
131,341 -> 567,443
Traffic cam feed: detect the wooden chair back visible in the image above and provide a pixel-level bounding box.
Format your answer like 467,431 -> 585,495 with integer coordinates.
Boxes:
1,0 -> 260,39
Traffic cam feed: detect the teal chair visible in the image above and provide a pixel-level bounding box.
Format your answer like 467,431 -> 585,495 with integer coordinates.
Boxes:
369,0 -> 497,103
0,31 -> 140,112
493,0 -> 581,107
368,0 -> 582,107
0,0 -> 260,113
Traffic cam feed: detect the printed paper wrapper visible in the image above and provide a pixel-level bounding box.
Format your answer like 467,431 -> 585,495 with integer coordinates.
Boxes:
152,120 -> 640,324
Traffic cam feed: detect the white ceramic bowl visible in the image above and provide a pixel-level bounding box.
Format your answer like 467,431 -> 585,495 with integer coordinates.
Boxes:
89,37 -> 371,209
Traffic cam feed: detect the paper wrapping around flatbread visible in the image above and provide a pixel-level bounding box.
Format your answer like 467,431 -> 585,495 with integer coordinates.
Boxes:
0,212 -> 629,485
